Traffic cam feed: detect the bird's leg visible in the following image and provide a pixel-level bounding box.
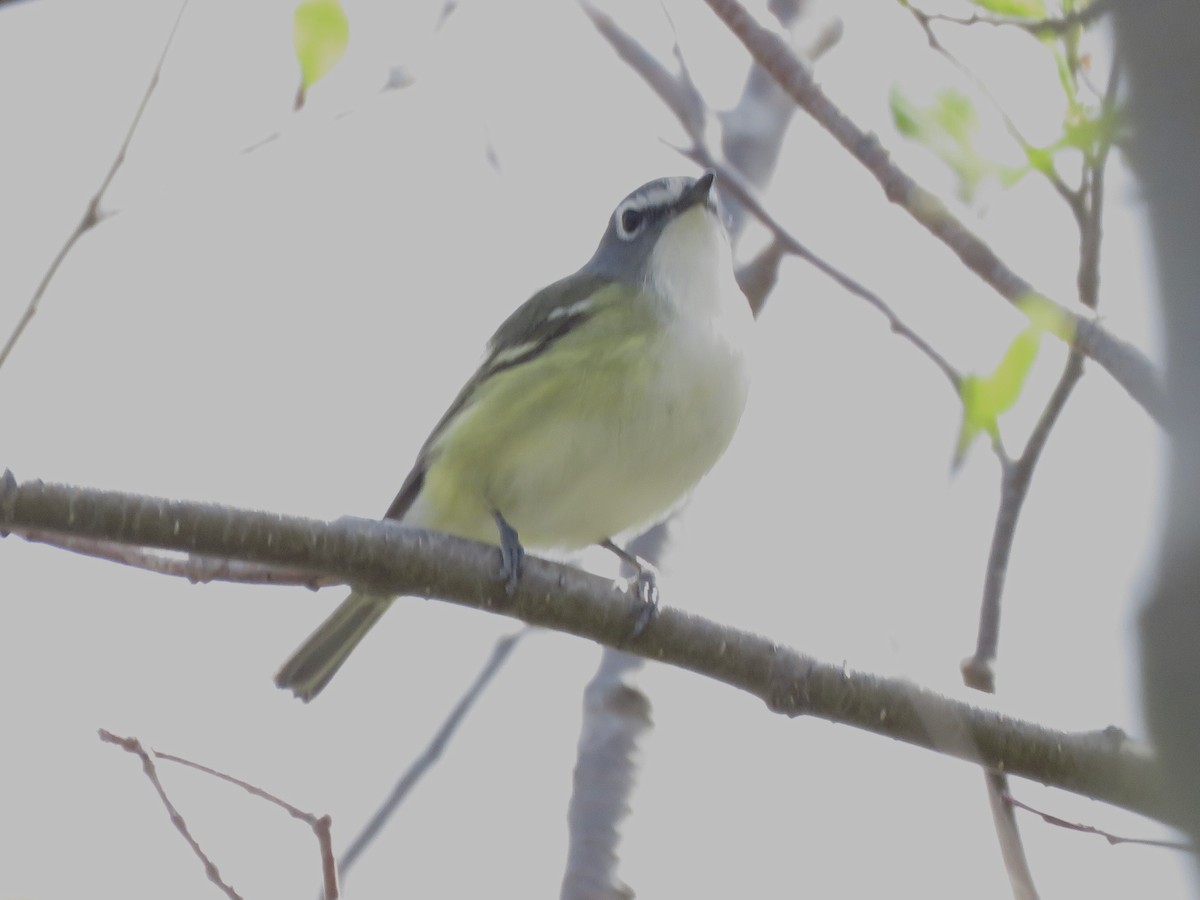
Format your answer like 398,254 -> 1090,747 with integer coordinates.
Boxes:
492,510 -> 525,595
600,538 -> 660,637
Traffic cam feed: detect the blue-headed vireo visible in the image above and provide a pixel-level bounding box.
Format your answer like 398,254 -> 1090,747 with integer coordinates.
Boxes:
275,171 -> 752,700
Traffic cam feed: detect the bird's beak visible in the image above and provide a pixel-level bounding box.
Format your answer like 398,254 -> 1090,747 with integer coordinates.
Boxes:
678,170 -> 716,212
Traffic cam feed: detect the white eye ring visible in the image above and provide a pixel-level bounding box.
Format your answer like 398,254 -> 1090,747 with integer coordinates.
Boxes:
615,202 -> 646,240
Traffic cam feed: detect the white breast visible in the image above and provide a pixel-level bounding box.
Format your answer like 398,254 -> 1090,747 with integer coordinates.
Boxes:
515,205 -> 753,546
407,203 -> 753,551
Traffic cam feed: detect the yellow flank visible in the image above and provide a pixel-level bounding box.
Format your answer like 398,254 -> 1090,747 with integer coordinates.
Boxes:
408,281 -> 747,550
275,173 -> 752,701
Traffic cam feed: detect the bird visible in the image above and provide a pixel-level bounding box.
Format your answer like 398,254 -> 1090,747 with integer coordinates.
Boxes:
275,171 -> 753,700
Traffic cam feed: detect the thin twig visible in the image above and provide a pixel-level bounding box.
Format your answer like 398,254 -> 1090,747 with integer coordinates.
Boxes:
582,1 -> 708,139
336,630 -> 527,881
702,0 -> 1167,427
1004,792 -> 1193,850
965,349 -> 1086,687
970,353 -> 1082,900
1076,60 -> 1121,310
965,46 -> 1118,687
951,33 -> 1117,894
585,3 -> 963,390
314,816 -> 339,900
693,150 -> 963,388
0,0 -> 191,371
153,750 -> 340,899
912,0 -> 1113,37
103,731 -> 341,899
156,751 -> 319,822
98,729 -> 245,900
904,5 -> 1080,207
19,529 -> 334,587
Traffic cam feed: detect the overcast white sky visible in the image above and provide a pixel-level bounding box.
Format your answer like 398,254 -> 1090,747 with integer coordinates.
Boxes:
0,0 -> 1187,897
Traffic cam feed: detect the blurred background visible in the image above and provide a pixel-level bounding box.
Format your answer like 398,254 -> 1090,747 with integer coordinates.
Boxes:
0,0 -> 1182,896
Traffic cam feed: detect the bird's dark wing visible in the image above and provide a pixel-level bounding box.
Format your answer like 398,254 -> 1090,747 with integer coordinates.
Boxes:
382,271 -> 610,522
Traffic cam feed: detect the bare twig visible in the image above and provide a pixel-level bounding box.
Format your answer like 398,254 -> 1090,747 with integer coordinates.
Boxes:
702,0 -> 1167,427
964,352 -> 1085,900
336,630 -> 526,883
907,6 -> 1121,312
911,0 -> 1113,38
3,475 -> 1169,826
314,816 -> 339,900
904,6 -> 1079,206
585,3 -> 962,389
98,729 -> 245,900
19,528 -> 334,588
950,37 -> 1117,894
1003,792 -> 1193,850
154,750 -> 341,900
583,1 -> 708,139
1076,61 -> 1121,310
715,0 -> 811,233
106,734 -> 341,899
964,350 -> 1087,691
965,43 -> 1118,689
0,0 -> 190,371
691,151 -> 963,388
960,353 -> 1084,898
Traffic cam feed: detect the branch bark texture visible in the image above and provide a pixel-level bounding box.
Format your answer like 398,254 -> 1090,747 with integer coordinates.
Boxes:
0,472 -> 1170,827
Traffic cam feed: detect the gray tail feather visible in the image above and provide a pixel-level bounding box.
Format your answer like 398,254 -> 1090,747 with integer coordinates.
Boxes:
274,591 -> 393,701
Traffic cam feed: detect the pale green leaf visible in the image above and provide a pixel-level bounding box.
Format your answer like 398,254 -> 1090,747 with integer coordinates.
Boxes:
966,0 -> 1047,18
1016,293 -> 1076,343
294,0 -> 350,90
953,324 -> 1044,466
890,87 -> 997,202
889,87 -> 923,139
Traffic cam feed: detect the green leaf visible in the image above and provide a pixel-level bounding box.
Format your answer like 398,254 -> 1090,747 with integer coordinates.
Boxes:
890,87 -> 996,202
952,294 -> 1076,466
966,0 -> 1046,18
953,325 -> 1043,466
889,87 -> 922,138
1023,142 -> 1056,177
1016,293 -> 1076,343
294,0 -> 350,90
984,327 -> 1041,414
1062,114 -> 1102,154
1062,105 -> 1121,158
997,162 -> 1033,188
933,89 -> 977,138
954,376 -> 991,467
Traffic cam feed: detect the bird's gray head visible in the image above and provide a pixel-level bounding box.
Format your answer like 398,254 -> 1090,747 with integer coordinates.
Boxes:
587,172 -> 726,292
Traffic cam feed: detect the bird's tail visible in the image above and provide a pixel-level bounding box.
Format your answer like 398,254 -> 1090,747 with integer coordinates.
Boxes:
274,591 -> 394,701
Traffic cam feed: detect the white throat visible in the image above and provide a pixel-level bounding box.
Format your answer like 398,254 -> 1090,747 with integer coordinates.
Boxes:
646,206 -> 743,323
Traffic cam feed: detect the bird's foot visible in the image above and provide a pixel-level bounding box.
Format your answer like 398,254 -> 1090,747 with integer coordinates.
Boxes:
493,511 -> 525,596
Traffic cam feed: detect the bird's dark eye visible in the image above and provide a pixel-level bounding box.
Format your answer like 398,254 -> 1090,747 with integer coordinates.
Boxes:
619,207 -> 644,237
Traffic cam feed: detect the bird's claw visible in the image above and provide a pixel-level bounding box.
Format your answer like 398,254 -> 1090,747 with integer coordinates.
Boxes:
493,511 -> 525,596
